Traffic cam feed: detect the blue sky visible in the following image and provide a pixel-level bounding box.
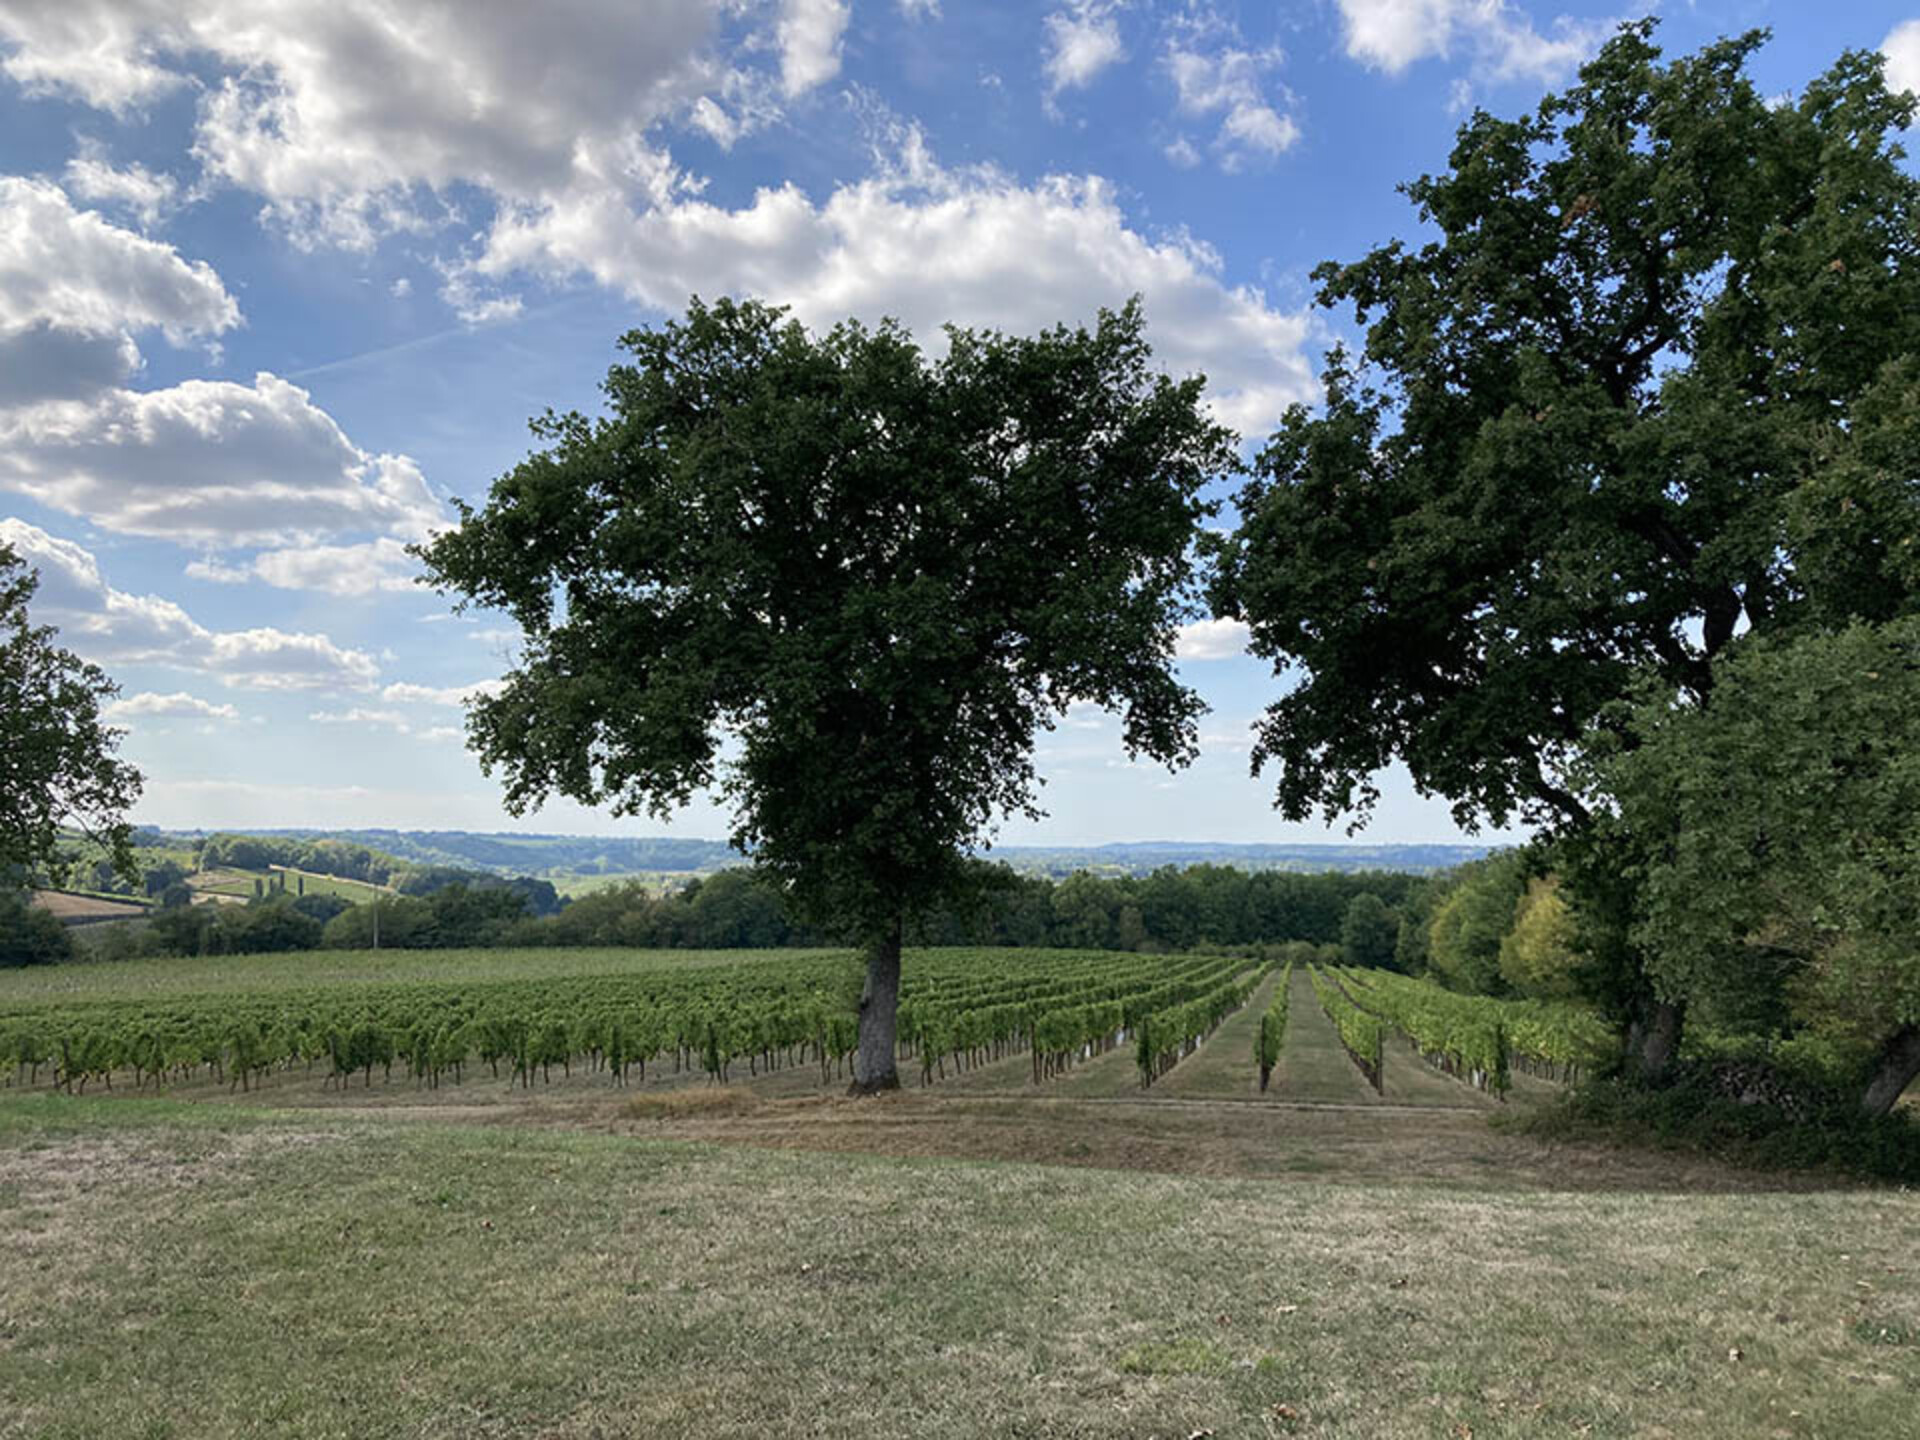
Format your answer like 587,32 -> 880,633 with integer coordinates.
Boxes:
1,1 -> 1914,848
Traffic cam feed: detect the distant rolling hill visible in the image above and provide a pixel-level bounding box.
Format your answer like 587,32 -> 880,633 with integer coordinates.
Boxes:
176,829 -> 1488,880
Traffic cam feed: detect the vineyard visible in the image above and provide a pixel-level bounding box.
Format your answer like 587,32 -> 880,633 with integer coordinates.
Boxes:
0,940 -> 1626,1112
0,947 -> 1285,1098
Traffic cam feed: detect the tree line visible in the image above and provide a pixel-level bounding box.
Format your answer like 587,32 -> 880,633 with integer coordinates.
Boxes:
70,861 -> 1424,965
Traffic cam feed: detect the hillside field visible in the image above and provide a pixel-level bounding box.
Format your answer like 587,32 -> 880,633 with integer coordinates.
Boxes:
2,946 -> 1915,1439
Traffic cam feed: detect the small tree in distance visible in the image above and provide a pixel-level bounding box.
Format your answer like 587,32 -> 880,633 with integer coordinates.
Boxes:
419,297 -> 1235,1091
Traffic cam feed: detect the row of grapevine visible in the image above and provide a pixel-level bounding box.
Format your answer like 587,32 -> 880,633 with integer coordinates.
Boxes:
1339,967 -> 1613,1085
1134,965 -> 1265,1086
1253,963 -> 1293,1092
1336,967 -> 1509,1095
1308,965 -> 1383,1091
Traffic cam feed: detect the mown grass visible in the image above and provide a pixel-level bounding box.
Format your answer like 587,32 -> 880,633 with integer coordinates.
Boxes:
2,1094 -> 1915,1440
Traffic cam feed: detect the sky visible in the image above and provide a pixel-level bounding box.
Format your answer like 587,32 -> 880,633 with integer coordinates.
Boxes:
1,0 -> 1915,850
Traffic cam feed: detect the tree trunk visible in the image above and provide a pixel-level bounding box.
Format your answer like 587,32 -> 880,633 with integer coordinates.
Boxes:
848,919 -> 903,1095
1626,998 -> 1685,1081
1859,1024 -> 1920,1117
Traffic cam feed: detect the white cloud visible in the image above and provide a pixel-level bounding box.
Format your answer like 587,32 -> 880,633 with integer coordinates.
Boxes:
1044,3 -> 1126,98
310,707 -> 411,730
0,0 -> 731,247
381,679 -> 506,707
0,375 -> 442,547
470,131 -> 1315,436
1164,136 -> 1203,168
0,176 -> 236,405
1338,0 -> 1605,85
778,0 -> 850,98
0,180 -> 441,558
309,706 -> 465,742
188,537 -> 423,596
1886,20 -> 1920,105
0,517 -> 379,690
63,141 -> 181,229
1175,616 -> 1249,660
898,0 -> 941,18
1165,27 -> 1297,170
103,691 -> 239,721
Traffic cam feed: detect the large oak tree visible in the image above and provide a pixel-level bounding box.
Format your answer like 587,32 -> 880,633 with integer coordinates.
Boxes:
420,298 -> 1233,1091
1209,23 -> 1920,1073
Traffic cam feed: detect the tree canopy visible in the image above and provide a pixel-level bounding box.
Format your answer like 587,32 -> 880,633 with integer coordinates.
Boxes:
1591,619 -> 1920,1113
1208,22 -> 1920,1072
0,542 -> 142,888
419,296 -> 1235,1089
1210,23 -> 1920,833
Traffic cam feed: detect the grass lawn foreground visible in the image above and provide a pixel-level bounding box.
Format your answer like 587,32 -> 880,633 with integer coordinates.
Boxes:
2,1093 -> 1917,1440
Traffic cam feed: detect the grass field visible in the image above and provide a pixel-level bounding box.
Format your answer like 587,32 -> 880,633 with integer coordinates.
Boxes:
3,1095 -> 1915,1440
3,947 -> 1916,1438
187,866 -> 391,904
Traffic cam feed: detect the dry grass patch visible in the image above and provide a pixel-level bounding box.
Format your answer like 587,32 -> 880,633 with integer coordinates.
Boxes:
2,1098 -> 1916,1440
622,1085 -> 762,1120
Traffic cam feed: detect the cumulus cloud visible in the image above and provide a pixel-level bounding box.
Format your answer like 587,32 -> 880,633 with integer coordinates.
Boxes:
63,140 -> 180,229
187,537 -> 422,595
1174,617 -> 1250,660
0,176 -> 236,404
1044,3 -> 1126,98
1164,16 -> 1298,170
0,1 -> 765,248
310,705 -> 464,741
1338,0 -> 1605,85
103,691 -> 239,721
778,0 -> 850,98
380,679 -> 507,707
0,375 -> 441,547
469,131 -> 1315,436
0,180 -> 441,562
0,517 -> 379,689
1887,21 -> 1920,105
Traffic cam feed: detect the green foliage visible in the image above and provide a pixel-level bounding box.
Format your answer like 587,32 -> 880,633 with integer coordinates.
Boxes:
417,297 -> 1234,954
1424,853 -> 1525,995
1498,878 -> 1581,1000
1210,25 -> 1920,838
1589,619 -> 1920,1108
0,946 -> 1252,1096
0,545 -> 142,886
1513,1077 -> 1920,1184
1253,960 -> 1293,1090
0,890 -> 75,967
1338,892 -> 1397,970
1308,965 -> 1383,1090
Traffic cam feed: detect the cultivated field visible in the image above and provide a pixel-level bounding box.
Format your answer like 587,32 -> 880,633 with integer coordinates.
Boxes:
3,946 -> 1915,1439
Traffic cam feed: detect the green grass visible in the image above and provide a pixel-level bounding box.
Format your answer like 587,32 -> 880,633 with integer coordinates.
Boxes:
1269,966 -> 1383,1105
187,866 -> 391,904
3,1094 -> 1916,1439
